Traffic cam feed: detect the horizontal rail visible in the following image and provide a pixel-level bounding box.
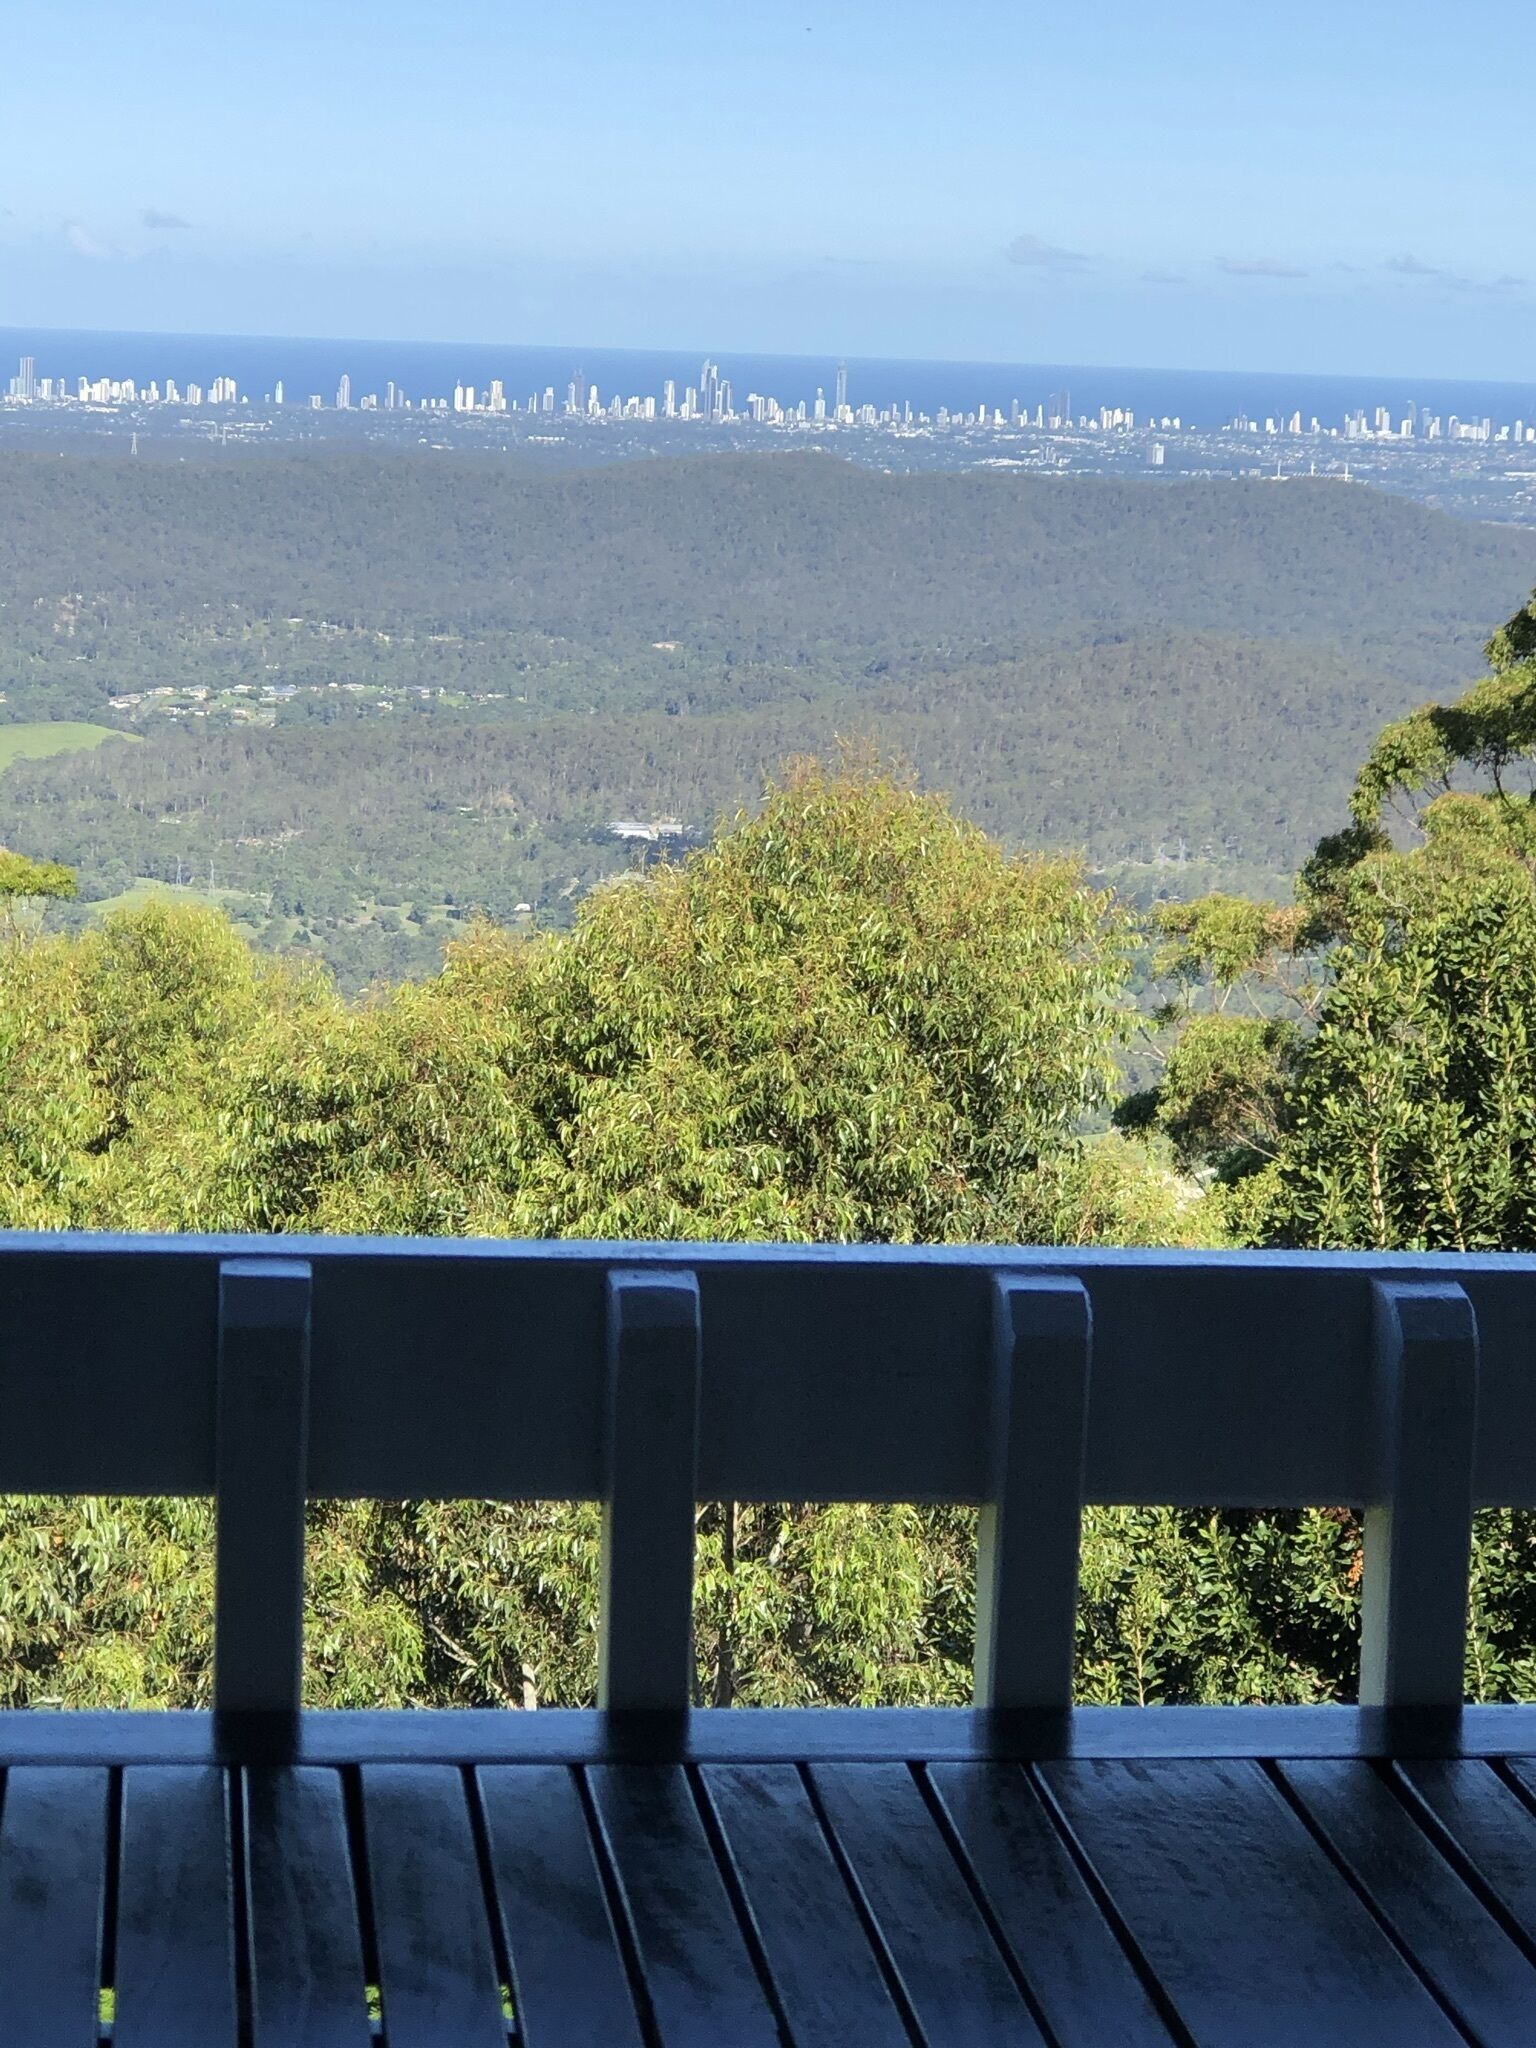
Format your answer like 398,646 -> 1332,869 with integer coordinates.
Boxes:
0,1705 -> 1523,1767
0,1234 -> 1530,1507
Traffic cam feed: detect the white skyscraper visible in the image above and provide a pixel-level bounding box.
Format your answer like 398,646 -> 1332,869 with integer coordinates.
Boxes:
336,374 -> 352,409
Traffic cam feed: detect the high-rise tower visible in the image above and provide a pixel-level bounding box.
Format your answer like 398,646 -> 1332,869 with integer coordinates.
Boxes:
835,361 -> 848,413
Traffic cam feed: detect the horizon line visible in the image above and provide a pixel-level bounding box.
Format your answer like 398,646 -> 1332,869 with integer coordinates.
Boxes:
3,323 -> 1536,396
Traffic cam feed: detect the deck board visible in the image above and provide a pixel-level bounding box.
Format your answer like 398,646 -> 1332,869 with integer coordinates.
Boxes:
1404,1759 -> 1536,1943
810,1760 -> 1049,2046
244,1766 -> 371,2048
926,1760 -> 1174,2047
477,1763 -> 645,2048
586,1763 -> 781,2048
114,1766 -> 239,2048
701,1762 -> 912,2048
0,1766 -> 109,2047
1281,1759 -> 1536,2046
0,1742 -> 1531,2044
1041,1756 -> 1466,2047
360,1764 -> 507,2048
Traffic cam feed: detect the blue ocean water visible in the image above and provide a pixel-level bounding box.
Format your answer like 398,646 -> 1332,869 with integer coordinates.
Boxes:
5,325 -> 1536,431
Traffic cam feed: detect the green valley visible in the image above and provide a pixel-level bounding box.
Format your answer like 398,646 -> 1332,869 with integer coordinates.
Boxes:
2,449 -> 1531,983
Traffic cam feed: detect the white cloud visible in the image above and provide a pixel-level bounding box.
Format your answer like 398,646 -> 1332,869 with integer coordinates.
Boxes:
64,221 -> 114,260
1216,255 -> 1308,279
1005,232 -> 1090,271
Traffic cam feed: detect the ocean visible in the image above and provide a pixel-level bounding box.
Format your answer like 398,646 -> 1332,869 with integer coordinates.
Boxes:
5,326 -> 1536,432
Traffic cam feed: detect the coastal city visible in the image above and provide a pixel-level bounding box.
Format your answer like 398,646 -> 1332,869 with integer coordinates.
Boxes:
7,349 -> 1536,522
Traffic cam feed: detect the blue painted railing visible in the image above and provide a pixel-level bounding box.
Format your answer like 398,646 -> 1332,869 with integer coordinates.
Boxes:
0,1235 -> 1523,1721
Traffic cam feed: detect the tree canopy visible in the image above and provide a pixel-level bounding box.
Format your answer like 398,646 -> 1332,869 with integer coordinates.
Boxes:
1129,583 -> 1536,1253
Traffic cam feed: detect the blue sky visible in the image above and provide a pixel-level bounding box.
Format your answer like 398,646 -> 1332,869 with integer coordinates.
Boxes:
2,0 -> 1530,376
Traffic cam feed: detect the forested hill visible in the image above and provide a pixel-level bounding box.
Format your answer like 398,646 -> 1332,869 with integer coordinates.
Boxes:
2,449 -> 1533,985
2,451 -> 1531,682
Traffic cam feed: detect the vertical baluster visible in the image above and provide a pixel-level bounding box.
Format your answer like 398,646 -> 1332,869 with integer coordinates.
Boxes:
215,1257 -> 313,1735
974,1273 -> 1092,1714
599,1269 -> 702,1714
1359,1279 -> 1479,1712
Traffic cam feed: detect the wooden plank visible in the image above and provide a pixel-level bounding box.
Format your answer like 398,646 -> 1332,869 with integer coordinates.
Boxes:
586,1763 -> 779,2047
244,1767 -> 370,2048
926,1762 -> 1171,2047
1408,1758 -> 1536,1938
0,1767 -> 109,2045
810,1761 -> 1046,2046
1359,1281 -> 1479,1709
701,1764 -> 910,2048
599,1269 -> 701,1713
1042,1758 -> 1464,2046
359,1765 -> 506,2048
114,1766 -> 238,2048
1282,1759 -> 1536,2046
216,1257 -> 312,1723
476,1765 -> 643,2048
974,1274 -> 1092,1713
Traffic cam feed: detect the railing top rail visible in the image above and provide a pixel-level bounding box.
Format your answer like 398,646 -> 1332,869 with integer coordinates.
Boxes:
7,1231 -> 1536,1275
0,1232 -> 1531,1508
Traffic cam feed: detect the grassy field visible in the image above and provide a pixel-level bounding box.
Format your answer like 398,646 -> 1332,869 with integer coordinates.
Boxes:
84,878 -> 251,918
0,721 -> 137,771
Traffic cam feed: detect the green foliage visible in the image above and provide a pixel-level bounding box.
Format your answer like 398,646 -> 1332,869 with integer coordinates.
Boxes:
1076,1506 -> 1361,1705
0,846 -> 75,902
1222,590 -> 1536,1252
1147,892 -> 1302,1000
0,933 -> 99,1226
1485,587 -> 1536,675
1239,874 -> 1536,1250
206,758 -> 1152,1245
1125,1012 -> 1300,1181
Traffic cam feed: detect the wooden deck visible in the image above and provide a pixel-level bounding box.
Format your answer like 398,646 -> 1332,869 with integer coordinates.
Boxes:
2,1709 -> 1536,2045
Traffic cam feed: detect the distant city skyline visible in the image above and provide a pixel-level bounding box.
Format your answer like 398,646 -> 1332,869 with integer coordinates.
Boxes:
11,346 -> 1536,450
1,0 -> 1532,380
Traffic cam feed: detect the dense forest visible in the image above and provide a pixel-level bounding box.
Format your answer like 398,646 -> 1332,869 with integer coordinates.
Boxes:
5,448 -> 1528,660
1,451 -> 1532,981
5,572 -> 1536,1709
